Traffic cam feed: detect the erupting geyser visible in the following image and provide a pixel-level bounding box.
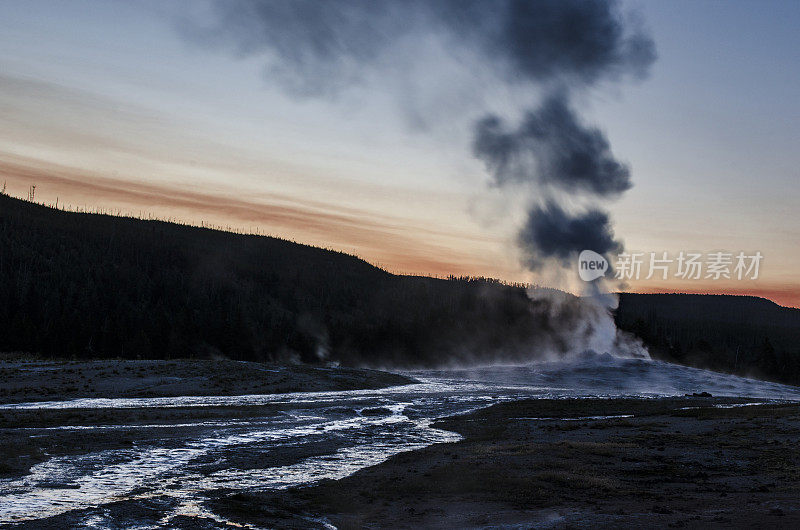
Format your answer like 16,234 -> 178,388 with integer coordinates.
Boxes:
192,0 -> 657,361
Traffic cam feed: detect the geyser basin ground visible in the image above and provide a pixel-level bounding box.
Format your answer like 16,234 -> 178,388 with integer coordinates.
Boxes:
1,356 -> 799,528
222,397 -> 800,529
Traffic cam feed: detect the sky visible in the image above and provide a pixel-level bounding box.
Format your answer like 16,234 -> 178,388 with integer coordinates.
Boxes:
0,0 -> 798,307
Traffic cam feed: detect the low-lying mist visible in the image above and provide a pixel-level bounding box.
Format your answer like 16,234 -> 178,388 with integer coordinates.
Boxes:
350,284 -> 649,371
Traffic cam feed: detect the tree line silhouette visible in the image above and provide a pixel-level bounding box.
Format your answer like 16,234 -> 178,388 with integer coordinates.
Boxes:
0,194 -> 565,367
615,293 -> 800,384
1,193 -> 798,384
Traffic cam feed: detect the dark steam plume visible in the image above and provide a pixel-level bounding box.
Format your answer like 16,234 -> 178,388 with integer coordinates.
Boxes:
185,0 -> 656,360
518,202 -> 621,270
436,0 -> 655,85
473,93 -> 632,196
192,0 -> 655,97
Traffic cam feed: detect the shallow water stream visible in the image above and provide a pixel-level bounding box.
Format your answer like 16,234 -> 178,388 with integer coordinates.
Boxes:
2,355 -> 799,527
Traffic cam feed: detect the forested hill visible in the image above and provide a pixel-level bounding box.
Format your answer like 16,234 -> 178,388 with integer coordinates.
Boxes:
615,293 -> 800,384
0,193 -> 548,367
2,193 -> 799,384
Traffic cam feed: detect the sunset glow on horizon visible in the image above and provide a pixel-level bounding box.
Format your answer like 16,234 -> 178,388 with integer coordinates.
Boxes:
1,0 -> 798,307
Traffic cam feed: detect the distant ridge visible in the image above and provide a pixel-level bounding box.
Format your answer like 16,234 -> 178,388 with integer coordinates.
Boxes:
616,293 -> 800,384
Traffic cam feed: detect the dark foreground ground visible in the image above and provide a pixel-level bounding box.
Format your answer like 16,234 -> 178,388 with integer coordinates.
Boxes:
0,358 -> 414,404
209,397 -> 800,529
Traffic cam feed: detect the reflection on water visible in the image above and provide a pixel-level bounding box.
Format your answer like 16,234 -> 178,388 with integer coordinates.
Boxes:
2,354 -> 799,525
0,411 -> 457,525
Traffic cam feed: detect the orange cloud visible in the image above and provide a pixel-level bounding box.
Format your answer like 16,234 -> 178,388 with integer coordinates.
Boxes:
0,153 -> 514,279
